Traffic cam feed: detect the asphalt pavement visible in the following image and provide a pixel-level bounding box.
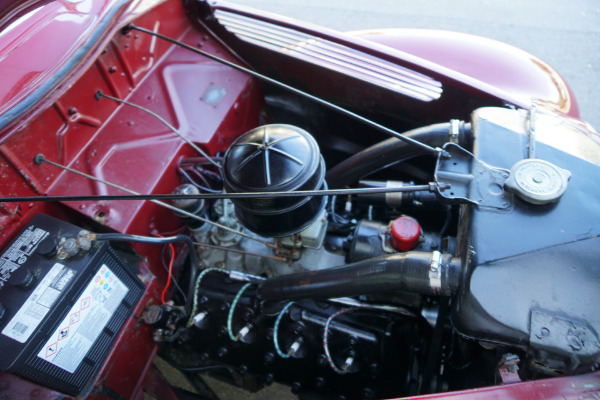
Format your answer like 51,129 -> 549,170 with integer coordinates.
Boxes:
233,0 -> 600,131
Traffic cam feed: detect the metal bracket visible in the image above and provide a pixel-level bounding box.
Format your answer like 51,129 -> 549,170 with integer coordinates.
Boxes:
529,310 -> 600,360
434,143 -> 513,210
497,353 -> 521,384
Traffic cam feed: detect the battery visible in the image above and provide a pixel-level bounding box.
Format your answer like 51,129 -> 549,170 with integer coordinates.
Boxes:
0,214 -> 145,395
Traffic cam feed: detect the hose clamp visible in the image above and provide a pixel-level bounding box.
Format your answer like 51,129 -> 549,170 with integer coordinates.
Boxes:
429,251 -> 443,294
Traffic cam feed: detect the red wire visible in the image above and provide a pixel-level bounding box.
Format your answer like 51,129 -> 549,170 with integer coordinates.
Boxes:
155,233 -> 176,305
161,242 -> 176,305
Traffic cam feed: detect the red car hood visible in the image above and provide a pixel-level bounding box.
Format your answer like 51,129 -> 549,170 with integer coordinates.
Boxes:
0,0 -> 132,134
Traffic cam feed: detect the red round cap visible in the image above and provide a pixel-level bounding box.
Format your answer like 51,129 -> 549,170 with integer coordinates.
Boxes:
390,216 -> 421,252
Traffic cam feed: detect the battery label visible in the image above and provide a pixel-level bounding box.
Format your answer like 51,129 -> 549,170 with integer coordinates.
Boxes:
0,226 -> 48,288
37,264 -> 129,373
2,263 -> 75,343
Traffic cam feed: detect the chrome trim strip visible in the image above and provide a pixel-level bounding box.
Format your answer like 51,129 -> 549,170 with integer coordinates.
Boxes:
215,10 -> 442,102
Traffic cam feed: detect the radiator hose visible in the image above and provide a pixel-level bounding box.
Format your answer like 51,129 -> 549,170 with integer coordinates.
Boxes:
326,122 -> 470,188
258,251 -> 460,302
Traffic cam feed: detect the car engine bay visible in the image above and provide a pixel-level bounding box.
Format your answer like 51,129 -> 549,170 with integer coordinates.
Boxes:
0,0 -> 599,399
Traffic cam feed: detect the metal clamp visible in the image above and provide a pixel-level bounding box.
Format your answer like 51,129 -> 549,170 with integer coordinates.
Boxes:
429,251 -> 443,294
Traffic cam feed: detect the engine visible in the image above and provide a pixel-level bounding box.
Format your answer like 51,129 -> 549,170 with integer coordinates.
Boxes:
141,108 -> 600,399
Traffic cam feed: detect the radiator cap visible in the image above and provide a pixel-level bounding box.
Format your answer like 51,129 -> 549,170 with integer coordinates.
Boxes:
504,159 -> 571,205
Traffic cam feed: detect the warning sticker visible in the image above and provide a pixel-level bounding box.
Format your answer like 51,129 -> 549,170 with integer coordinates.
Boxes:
37,264 -> 129,373
0,226 -> 49,288
2,263 -> 76,343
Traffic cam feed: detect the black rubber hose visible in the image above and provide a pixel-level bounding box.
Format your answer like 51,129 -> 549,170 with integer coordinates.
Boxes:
258,251 -> 460,302
326,122 -> 471,188
95,233 -> 197,314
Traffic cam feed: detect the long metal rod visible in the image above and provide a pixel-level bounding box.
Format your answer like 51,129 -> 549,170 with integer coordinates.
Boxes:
33,155 -> 272,246
1,173 -> 441,203
95,91 -> 221,170
129,25 -> 441,157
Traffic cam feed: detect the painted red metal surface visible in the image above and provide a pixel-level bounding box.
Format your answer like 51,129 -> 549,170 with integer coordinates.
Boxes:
0,0 -> 132,134
399,371 -> 600,400
349,28 -> 579,117
202,1 -> 573,116
0,0 -> 262,397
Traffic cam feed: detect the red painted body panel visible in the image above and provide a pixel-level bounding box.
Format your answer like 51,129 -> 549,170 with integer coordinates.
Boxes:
0,0 -> 130,133
350,28 -> 579,117
402,372 -> 600,400
0,0 -> 262,397
195,0 -> 580,134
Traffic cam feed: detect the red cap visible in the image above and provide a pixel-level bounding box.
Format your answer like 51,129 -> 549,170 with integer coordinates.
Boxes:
390,216 -> 421,252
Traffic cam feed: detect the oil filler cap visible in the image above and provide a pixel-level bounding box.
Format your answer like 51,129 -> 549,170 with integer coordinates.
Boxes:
391,216 -> 421,252
504,159 -> 571,205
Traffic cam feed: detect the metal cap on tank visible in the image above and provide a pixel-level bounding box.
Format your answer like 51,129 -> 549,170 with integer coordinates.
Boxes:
223,124 -> 327,237
504,159 -> 571,205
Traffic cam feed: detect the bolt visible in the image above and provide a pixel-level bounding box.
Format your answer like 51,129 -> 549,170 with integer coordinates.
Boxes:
315,377 -> 325,388
291,382 -> 302,394
265,328 -> 274,341
292,325 -> 303,335
217,347 -> 228,358
540,327 -> 550,337
317,354 -> 328,367
217,326 -> 228,337
264,352 -> 275,366
220,302 -> 230,312
369,363 -> 379,378
108,66 -> 117,73
264,373 -> 274,385
68,107 -> 77,115
241,307 -> 254,321
361,387 -> 375,400
238,365 -> 248,376
199,352 -> 209,363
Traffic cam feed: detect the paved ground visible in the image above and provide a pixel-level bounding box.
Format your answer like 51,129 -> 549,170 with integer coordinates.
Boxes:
233,0 -> 600,131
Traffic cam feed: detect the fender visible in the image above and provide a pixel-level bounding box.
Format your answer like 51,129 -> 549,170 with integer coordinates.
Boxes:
349,28 -> 579,117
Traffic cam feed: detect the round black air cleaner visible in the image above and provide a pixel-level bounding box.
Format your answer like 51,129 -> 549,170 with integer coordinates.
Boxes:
223,124 -> 327,237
